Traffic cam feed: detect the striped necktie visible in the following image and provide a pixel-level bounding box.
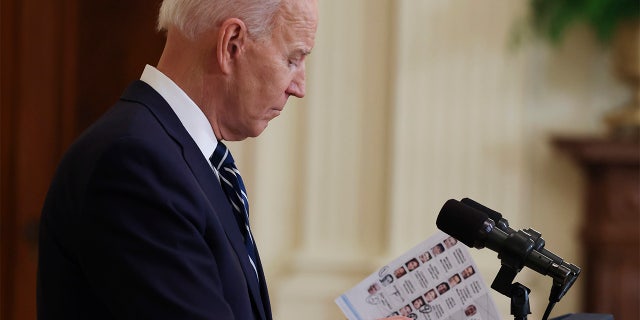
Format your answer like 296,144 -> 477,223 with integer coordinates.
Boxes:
210,142 -> 259,279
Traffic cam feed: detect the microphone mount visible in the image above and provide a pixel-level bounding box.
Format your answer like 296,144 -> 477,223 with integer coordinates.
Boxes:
483,218 -> 534,319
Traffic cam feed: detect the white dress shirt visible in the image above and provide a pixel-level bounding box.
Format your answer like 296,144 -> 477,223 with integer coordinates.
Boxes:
140,64 -> 218,170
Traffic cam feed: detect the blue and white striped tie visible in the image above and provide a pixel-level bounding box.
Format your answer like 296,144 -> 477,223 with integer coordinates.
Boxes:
210,142 -> 259,279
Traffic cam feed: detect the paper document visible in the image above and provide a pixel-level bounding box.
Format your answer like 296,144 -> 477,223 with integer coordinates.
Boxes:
336,231 -> 500,320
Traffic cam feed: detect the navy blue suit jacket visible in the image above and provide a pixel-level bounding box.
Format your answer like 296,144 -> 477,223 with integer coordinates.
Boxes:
37,81 -> 272,320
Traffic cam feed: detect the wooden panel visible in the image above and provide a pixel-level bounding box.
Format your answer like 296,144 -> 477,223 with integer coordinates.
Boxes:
2,0 -> 73,318
75,0 -> 165,132
554,137 -> 640,320
1,0 -> 164,319
1,0 -> 19,317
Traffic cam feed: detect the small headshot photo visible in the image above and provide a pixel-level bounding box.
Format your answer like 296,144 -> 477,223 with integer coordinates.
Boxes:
448,273 -> 462,287
431,243 -> 445,256
394,266 -> 408,279
367,283 -> 381,295
424,289 -> 438,302
405,258 -> 420,272
436,282 -> 450,295
399,304 -> 412,317
419,251 -> 432,263
461,265 -> 476,279
412,296 -> 426,310
465,304 -> 477,316
444,236 -> 458,248
380,274 -> 394,286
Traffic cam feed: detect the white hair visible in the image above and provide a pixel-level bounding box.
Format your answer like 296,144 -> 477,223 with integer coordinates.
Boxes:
157,0 -> 282,40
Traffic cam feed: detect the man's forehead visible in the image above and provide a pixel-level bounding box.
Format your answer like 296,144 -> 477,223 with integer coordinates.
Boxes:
279,0 -> 318,26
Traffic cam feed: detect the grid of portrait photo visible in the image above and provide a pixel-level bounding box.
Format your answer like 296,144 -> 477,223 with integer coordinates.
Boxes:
336,231 -> 499,320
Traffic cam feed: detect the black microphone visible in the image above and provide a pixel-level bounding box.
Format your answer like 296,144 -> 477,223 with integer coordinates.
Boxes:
461,198 -> 567,263
460,198 -> 511,232
436,199 -> 578,302
458,198 -> 581,302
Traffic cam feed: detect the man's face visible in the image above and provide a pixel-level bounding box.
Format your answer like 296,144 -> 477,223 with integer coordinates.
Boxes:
221,0 -> 318,140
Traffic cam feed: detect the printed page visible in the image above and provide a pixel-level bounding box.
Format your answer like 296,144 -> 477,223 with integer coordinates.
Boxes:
336,231 -> 500,320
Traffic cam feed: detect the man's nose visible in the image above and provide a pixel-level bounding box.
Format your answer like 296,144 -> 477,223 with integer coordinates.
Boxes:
286,67 -> 306,98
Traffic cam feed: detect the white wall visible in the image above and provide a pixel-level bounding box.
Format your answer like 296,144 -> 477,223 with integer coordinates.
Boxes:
228,1 -> 630,319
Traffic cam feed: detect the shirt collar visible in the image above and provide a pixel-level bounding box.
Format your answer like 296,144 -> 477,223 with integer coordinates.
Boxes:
140,64 -> 218,161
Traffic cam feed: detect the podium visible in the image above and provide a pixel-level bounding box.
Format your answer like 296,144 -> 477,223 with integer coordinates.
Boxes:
551,314 -> 614,320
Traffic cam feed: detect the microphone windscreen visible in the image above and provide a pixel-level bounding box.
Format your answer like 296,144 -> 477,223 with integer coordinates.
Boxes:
436,199 -> 489,247
461,198 -> 503,222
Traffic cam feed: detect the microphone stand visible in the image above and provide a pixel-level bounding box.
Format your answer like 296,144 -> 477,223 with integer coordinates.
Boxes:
488,230 -> 540,320
491,264 -> 531,320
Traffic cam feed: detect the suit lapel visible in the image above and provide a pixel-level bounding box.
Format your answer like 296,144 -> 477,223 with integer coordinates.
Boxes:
120,81 -> 268,320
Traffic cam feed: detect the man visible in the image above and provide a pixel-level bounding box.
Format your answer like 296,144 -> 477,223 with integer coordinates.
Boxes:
37,0 -> 409,319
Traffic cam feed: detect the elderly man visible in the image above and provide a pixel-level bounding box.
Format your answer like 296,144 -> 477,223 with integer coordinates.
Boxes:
37,0 -> 409,319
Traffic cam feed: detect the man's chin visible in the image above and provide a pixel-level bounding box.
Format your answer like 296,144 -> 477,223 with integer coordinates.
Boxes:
249,122 -> 270,138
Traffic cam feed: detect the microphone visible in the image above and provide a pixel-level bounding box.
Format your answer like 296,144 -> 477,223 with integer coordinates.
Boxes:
460,198 -> 510,232
460,199 -> 580,265
458,198 -> 581,302
436,199 -> 579,302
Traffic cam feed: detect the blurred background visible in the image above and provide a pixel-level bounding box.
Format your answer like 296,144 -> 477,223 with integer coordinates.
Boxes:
2,0 -> 638,319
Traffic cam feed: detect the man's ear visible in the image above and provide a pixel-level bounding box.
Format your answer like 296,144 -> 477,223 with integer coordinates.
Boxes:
217,18 -> 247,75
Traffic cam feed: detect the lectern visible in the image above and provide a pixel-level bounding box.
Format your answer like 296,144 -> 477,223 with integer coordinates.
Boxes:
551,313 -> 614,320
